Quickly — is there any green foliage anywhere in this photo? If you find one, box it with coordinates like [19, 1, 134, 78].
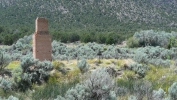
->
[15, 56, 53, 91]
[32, 80, 79, 100]
[133, 46, 174, 66]
[65, 83, 90, 100]
[0, 49, 11, 71]
[128, 63, 149, 77]
[9, 35, 32, 60]
[152, 88, 166, 100]
[0, 26, 32, 45]
[115, 87, 128, 96]
[132, 30, 177, 48]
[128, 95, 137, 100]
[6, 61, 20, 70]
[6, 95, 19, 100]
[167, 36, 177, 49]
[54, 95, 66, 100]
[20, 56, 36, 73]
[54, 67, 115, 100]
[102, 45, 134, 59]
[52, 61, 66, 74]
[1, 0, 177, 45]
[168, 82, 177, 100]
[0, 78, 12, 93]
[133, 80, 152, 100]
[0, 95, 19, 100]
[84, 67, 115, 99]
[127, 37, 139, 48]
[77, 59, 89, 73]
[52, 41, 106, 60]
[116, 78, 135, 93]
[107, 91, 117, 100]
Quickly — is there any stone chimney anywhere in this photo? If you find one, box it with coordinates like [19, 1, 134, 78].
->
[33, 17, 52, 61]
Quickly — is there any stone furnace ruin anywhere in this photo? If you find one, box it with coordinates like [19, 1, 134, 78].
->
[33, 17, 52, 61]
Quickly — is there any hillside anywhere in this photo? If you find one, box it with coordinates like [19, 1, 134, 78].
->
[0, 0, 177, 44]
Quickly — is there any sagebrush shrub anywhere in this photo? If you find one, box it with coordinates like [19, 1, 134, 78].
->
[152, 88, 165, 100]
[9, 35, 32, 60]
[55, 68, 115, 100]
[168, 82, 177, 100]
[15, 56, 53, 91]
[133, 46, 174, 66]
[77, 59, 89, 73]
[128, 95, 137, 100]
[0, 95, 19, 100]
[133, 80, 152, 100]
[128, 63, 149, 77]
[132, 30, 177, 48]
[0, 78, 12, 93]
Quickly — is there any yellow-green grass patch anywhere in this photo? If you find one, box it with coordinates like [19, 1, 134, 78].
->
[145, 64, 176, 92]
[6, 61, 20, 69]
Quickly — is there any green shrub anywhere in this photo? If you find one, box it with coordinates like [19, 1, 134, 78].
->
[32, 80, 79, 100]
[116, 78, 135, 93]
[128, 95, 137, 100]
[133, 30, 177, 48]
[52, 61, 66, 74]
[152, 88, 166, 100]
[128, 63, 149, 77]
[77, 59, 89, 73]
[167, 36, 177, 49]
[0, 78, 12, 93]
[0, 95, 19, 100]
[133, 46, 174, 66]
[133, 80, 152, 100]
[0, 49, 11, 71]
[127, 37, 139, 48]
[168, 82, 177, 100]
[56, 67, 115, 100]
[15, 56, 53, 91]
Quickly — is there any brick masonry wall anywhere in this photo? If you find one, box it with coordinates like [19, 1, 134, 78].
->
[35, 17, 48, 32]
[33, 17, 52, 61]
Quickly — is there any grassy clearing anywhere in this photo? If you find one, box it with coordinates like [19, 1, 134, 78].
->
[2, 58, 177, 99]
[145, 64, 177, 92]
[32, 79, 79, 100]
[6, 61, 20, 69]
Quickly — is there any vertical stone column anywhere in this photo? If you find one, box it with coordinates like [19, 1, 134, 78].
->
[33, 17, 52, 61]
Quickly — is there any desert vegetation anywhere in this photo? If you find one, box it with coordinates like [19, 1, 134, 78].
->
[1, 0, 177, 45]
[0, 30, 177, 100]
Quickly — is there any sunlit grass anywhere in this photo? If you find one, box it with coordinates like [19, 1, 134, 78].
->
[6, 61, 20, 69]
[3, 58, 177, 99]
[144, 64, 177, 92]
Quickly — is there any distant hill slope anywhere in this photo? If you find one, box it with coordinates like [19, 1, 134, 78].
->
[0, 0, 177, 36]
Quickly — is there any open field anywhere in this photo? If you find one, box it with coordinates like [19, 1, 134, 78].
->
[1, 30, 177, 99]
